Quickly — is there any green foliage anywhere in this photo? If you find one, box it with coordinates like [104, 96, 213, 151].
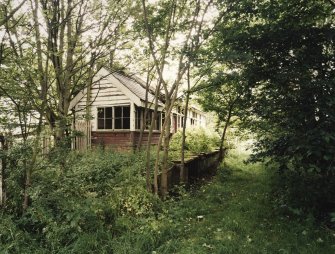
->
[212, 0, 335, 216]
[2, 141, 36, 215]
[98, 149, 335, 253]
[169, 127, 220, 158]
[0, 149, 162, 253]
[1, 147, 334, 253]
[197, 72, 245, 123]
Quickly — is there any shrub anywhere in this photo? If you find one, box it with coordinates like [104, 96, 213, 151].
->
[0, 148, 163, 253]
[169, 127, 220, 157]
[271, 167, 335, 222]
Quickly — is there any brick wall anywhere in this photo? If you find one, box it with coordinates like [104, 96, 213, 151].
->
[91, 131, 161, 149]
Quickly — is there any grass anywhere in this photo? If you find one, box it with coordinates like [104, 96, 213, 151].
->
[121, 149, 335, 254]
[2, 148, 334, 253]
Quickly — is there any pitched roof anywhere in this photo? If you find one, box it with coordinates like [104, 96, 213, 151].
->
[112, 72, 163, 105]
[69, 68, 164, 110]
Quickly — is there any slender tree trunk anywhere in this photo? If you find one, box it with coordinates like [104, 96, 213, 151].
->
[84, 54, 95, 150]
[22, 0, 48, 211]
[161, 108, 171, 196]
[218, 104, 233, 162]
[137, 64, 154, 152]
[0, 137, 7, 208]
[145, 82, 162, 192]
[22, 117, 43, 211]
[153, 111, 171, 195]
[137, 105, 148, 152]
[180, 67, 191, 182]
[153, 89, 178, 197]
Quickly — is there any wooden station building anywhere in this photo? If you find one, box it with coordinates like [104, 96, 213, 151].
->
[69, 68, 206, 150]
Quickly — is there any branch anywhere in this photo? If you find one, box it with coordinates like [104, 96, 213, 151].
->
[0, 0, 26, 27]
[326, 0, 335, 8]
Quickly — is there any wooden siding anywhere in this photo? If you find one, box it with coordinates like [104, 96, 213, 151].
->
[75, 76, 131, 131]
[73, 120, 92, 151]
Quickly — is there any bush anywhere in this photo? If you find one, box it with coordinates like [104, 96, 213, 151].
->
[169, 127, 220, 157]
[271, 167, 335, 223]
[0, 148, 163, 253]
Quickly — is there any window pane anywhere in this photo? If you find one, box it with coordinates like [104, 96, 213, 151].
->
[105, 107, 113, 118]
[146, 110, 153, 129]
[98, 108, 104, 118]
[98, 119, 104, 129]
[115, 118, 122, 129]
[162, 112, 165, 125]
[115, 107, 122, 118]
[123, 117, 130, 129]
[105, 118, 113, 129]
[123, 106, 130, 117]
[136, 117, 141, 129]
[155, 113, 160, 130]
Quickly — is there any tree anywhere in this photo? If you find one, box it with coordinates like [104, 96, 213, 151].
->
[214, 0, 335, 214]
[141, 0, 217, 197]
[2, 0, 133, 143]
[0, 0, 26, 27]
[197, 73, 244, 161]
[0, 0, 134, 211]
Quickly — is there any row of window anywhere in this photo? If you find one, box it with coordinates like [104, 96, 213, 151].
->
[97, 106, 163, 130]
[97, 106, 204, 130]
[135, 108, 162, 131]
[97, 106, 130, 130]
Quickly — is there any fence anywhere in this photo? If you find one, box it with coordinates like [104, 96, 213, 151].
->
[73, 120, 91, 151]
[159, 150, 220, 193]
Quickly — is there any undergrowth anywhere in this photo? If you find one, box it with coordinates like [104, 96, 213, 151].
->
[1, 148, 334, 253]
[110, 150, 335, 254]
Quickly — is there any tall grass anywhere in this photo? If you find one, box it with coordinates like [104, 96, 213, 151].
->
[1, 148, 334, 253]
[118, 149, 335, 254]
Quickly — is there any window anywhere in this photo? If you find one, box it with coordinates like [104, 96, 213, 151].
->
[98, 107, 113, 129]
[135, 106, 142, 129]
[115, 106, 130, 129]
[134, 107, 161, 131]
[177, 116, 182, 129]
[147, 110, 161, 131]
[97, 106, 130, 130]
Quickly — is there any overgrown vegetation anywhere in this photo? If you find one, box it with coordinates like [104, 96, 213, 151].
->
[1, 147, 334, 253]
[118, 149, 335, 253]
[1, 0, 335, 252]
[169, 127, 220, 159]
[0, 147, 162, 253]
[198, 0, 335, 219]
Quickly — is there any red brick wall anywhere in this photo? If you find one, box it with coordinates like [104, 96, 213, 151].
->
[92, 131, 133, 149]
[91, 131, 161, 149]
[133, 131, 161, 146]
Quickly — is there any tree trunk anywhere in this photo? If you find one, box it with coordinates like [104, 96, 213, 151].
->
[22, 118, 43, 211]
[180, 67, 191, 183]
[137, 66, 153, 152]
[0, 136, 7, 208]
[152, 111, 171, 196]
[218, 104, 233, 162]
[146, 102, 161, 192]
[161, 111, 171, 197]
[137, 107, 148, 152]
